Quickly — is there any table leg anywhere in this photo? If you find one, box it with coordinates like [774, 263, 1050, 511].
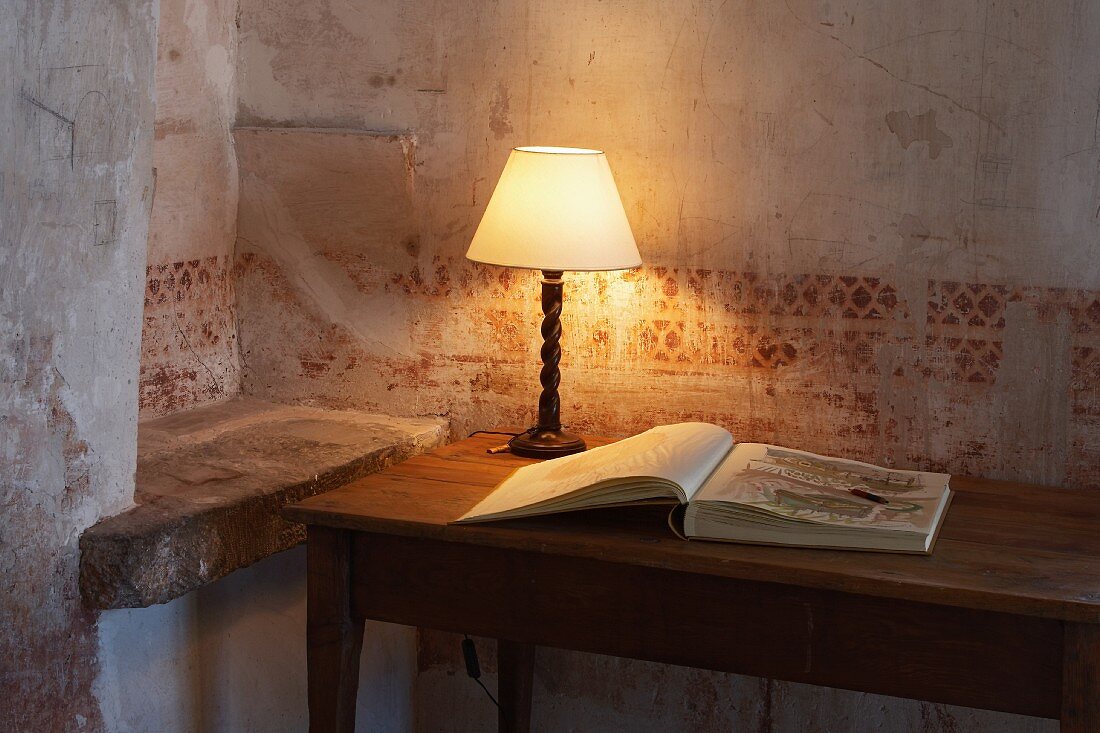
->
[497, 639, 535, 733]
[1062, 622, 1100, 732]
[307, 527, 365, 733]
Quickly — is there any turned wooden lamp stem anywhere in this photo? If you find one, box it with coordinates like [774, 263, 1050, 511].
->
[537, 271, 565, 431]
[508, 270, 587, 458]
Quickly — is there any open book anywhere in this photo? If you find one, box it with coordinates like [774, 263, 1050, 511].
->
[457, 423, 952, 554]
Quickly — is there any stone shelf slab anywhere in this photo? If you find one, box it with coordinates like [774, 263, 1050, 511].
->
[80, 398, 447, 609]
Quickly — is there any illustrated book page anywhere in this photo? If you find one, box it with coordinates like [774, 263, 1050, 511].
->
[685, 443, 952, 552]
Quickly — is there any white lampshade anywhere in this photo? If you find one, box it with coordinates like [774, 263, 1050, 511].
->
[466, 146, 641, 272]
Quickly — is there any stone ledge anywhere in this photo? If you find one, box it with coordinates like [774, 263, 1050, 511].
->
[80, 398, 447, 609]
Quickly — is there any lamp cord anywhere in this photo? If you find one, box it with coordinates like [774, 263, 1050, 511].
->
[467, 429, 524, 438]
[469, 427, 544, 439]
[474, 678, 499, 708]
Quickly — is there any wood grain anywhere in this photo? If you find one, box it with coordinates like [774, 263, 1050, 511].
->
[497, 640, 535, 733]
[285, 433, 1100, 623]
[1062, 622, 1100, 732]
[351, 531, 1062, 719]
[306, 527, 365, 733]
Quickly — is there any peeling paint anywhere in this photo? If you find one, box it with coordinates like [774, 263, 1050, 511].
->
[139, 256, 240, 417]
[1, 0, 157, 728]
[139, 0, 242, 420]
[886, 109, 954, 160]
[488, 81, 514, 139]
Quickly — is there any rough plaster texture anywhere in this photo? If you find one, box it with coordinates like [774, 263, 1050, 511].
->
[139, 0, 242, 417]
[195, 546, 416, 733]
[94, 593, 203, 733]
[95, 547, 415, 733]
[139, 253, 241, 417]
[233, 0, 1100, 730]
[0, 0, 157, 729]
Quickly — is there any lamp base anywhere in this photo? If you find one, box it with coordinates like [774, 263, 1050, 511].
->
[508, 428, 587, 459]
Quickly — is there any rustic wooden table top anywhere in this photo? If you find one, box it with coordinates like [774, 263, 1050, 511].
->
[285, 433, 1100, 623]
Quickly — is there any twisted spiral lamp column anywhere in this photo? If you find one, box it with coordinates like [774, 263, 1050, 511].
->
[508, 271, 587, 458]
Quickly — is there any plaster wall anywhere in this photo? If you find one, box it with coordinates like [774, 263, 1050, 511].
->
[195, 547, 415, 733]
[84, 3, 411, 732]
[232, 0, 1100, 731]
[95, 547, 415, 733]
[232, 0, 1100, 487]
[0, 0, 157, 729]
[139, 0, 242, 418]
[94, 593, 203, 733]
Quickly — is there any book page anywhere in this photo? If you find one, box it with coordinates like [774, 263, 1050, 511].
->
[458, 422, 733, 521]
[693, 443, 949, 534]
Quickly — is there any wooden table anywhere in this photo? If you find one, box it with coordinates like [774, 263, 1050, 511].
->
[283, 434, 1100, 732]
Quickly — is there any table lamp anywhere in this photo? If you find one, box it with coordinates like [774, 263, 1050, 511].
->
[467, 146, 641, 458]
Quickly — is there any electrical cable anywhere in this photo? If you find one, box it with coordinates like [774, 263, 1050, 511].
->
[474, 678, 499, 708]
[467, 429, 524, 438]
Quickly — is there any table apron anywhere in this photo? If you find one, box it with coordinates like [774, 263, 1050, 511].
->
[349, 532, 1063, 719]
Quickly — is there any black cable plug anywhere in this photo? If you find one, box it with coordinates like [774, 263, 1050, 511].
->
[462, 636, 481, 679]
[461, 635, 499, 708]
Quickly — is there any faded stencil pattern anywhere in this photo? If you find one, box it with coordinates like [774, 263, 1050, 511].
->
[139, 255, 240, 416]
[138, 0, 241, 417]
[229, 0, 1097, 730]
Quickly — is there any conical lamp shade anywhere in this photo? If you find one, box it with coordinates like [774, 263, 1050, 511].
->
[466, 146, 641, 272]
